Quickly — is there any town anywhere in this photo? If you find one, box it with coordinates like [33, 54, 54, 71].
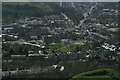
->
[2, 2, 120, 79]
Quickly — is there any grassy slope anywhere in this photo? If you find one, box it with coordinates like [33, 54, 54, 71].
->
[2, 2, 56, 13]
[70, 68, 120, 80]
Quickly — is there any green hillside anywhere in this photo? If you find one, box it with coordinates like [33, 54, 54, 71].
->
[2, 2, 83, 24]
[2, 2, 61, 21]
[70, 69, 120, 80]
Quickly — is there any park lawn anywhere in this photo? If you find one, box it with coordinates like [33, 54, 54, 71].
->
[70, 40, 86, 45]
[48, 43, 64, 50]
[55, 45, 77, 52]
[48, 40, 86, 53]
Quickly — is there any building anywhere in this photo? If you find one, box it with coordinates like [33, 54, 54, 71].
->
[28, 54, 46, 62]
[11, 55, 26, 62]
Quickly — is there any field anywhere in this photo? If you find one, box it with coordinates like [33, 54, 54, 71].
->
[46, 40, 86, 53]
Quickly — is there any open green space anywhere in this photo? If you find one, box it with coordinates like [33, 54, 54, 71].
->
[70, 68, 120, 80]
[46, 40, 86, 53]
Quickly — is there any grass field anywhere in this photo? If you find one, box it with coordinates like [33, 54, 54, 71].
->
[46, 40, 86, 53]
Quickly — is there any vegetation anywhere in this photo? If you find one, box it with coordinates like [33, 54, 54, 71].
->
[46, 40, 86, 53]
[70, 68, 120, 80]
[2, 2, 60, 21]
[2, 2, 83, 24]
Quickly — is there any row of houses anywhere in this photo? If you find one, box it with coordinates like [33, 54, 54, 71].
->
[2, 34, 19, 41]
[10, 53, 48, 62]
[4, 48, 120, 64]
[18, 13, 71, 26]
[102, 43, 120, 52]
[9, 51, 93, 63]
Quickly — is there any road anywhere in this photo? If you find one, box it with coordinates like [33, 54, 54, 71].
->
[3, 40, 42, 48]
[78, 3, 98, 27]
[90, 32, 108, 40]
[76, 3, 109, 40]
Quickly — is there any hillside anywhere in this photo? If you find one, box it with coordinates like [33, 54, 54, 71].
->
[2, 2, 61, 22]
[70, 69, 120, 80]
[2, 2, 83, 24]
